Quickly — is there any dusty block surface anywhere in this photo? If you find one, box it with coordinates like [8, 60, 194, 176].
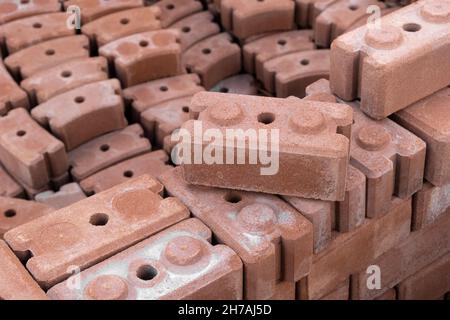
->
[63, 0, 144, 23]
[0, 0, 60, 25]
[35, 183, 87, 210]
[154, 0, 203, 27]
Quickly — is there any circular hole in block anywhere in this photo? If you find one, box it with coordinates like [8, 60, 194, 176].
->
[61, 70, 72, 78]
[123, 170, 134, 178]
[100, 144, 110, 152]
[136, 265, 158, 281]
[159, 86, 168, 92]
[89, 213, 109, 226]
[349, 5, 358, 10]
[182, 26, 191, 33]
[224, 191, 242, 203]
[278, 39, 287, 46]
[139, 40, 149, 47]
[219, 87, 229, 93]
[257, 112, 275, 125]
[33, 22, 42, 28]
[403, 23, 421, 32]
[21, 0, 30, 4]
[16, 130, 26, 137]
[74, 96, 85, 104]
[120, 18, 130, 25]
[4, 209, 16, 218]
[202, 48, 211, 55]
[166, 4, 175, 10]
[45, 49, 55, 56]
[182, 106, 189, 113]
[300, 59, 310, 66]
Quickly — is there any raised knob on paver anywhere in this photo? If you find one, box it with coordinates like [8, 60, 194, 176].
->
[63, 0, 144, 23]
[0, 108, 68, 189]
[82, 7, 162, 47]
[0, 164, 23, 198]
[69, 124, 151, 181]
[21, 57, 109, 106]
[4, 35, 90, 80]
[4, 175, 189, 289]
[0, 0, 60, 25]
[0, 197, 53, 238]
[154, 0, 203, 27]
[392, 87, 450, 186]
[220, 0, 295, 39]
[183, 33, 241, 89]
[99, 29, 182, 88]
[0, 12, 75, 54]
[46, 218, 243, 300]
[330, 0, 450, 119]
[0, 240, 48, 300]
[160, 167, 313, 300]
[171, 11, 221, 50]
[242, 30, 314, 77]
[31, 79, 127, 151]
[210, 74, 258, 97]
[80, 150, 172, 195]
[123, 74, 204, 121]
[261, 49, 330, 98]
[0, 60, 29, 116]
[179, 92, 352, 201]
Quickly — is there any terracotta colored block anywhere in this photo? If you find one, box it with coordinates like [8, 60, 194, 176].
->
[183, 33, 241, 90]
[330, 0, 450, 119]
[82, 7, 162, 47]
[171, 11, 221, 50]
[392, 87, 450, 186]
[242, 30, 314, 78]
[99, 29, 182, 88]
[270, 282, 296, 300]
[220, 0, 295, 39]
[4, 35, 90, 80]
[0, 60, 29, 116]
[160, 167, 313, 300]
[314, 0, 387, 47]
[351, 211, 450, 300]
[0, 108, 68, 189]
[261, 49, 330, 98]
[21, 57, 109, 106]
[295, 0, 320, 27]
[347, 7, 400, 32]
[412, 182, 450, 231]
[123, 74, 204, 122]
[141, 96, 192, 147]
[210, 74, 258, 97]
[35, 183, 87, 210]
[0, 13, 75, 54]
[31, 79, 127, 151]
[284, 165, 366, 253]
[374, 288, 396, 300]
[69, 124, 151, 181]
[80, 150, 172, 195]
[63, 0, 144, 23]
[0, 164, 24, 198]
[4, 174, 189, 289]
[180, 92, 352, 201]
[0, 0, 60, 25]
[397, 253, 450, 300]
[154, 0, 203, 27]
[22, 172, 71, 200]
[319, 279, 349, 300]
[0, 197, 53, 238]
[0, 240, 47, 300]
[47, 218, 243, 300]
[298, 197, 412, 300]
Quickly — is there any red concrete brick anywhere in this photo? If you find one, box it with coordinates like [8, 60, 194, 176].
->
[295, 0, 321, 28]
[220, 0, 295, 39]
[330, 0, 450, 119]
[0, 108, 69, 189]
[160, 166, 313, 300]
[4, 174, 189, 289]
[261, 49, 330, 98]
[0, 59, 29, 116]
[270, 282, 296, 300]
[63, 0, 144, 23]
[99, 29, 182, 88]
[0, 13, 75, 54]
[183, 32, 241, 89]
[0, 197, 53, 238]
[80, 150, 172, 195]
[123, 74, 204, 122]
[4, 35, 90, 80]
[392, 87, 450, 186]
[141, 96, 192, 147]
[319, 279, 349, 300]
[35, 183, 87, 210]
[21, 57, 109, 106]
[397, 253, 450, 300]
[0, 0, 60, 25]
[298, 197, 412, 300]
[210, 74, 258, 96]
[22, 172, 71, 200]
[47, 218, 243, 300]
[0, 164, 24, 198]
[82, 7, 162, 47]
[314, 0, 387, 47]
[31, 79, 127, 151]
[171, 11, 220, 50]
[243, 30, 314, 78]
[180, 92, 352, 201]
[284, 165, 366, 253]
[351, 211, 450, 300]
[374, 288, 396, 300]
[69, 124, 151, 181]
[0, 240, 47, 300]
[154, 0, 203, 27]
